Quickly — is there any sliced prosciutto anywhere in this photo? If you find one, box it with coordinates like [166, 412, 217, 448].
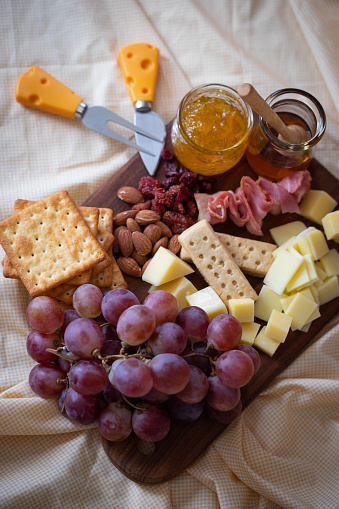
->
[257, 177, 300, 215]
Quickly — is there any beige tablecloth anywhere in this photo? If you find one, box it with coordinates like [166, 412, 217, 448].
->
[1, 1, 339, 508]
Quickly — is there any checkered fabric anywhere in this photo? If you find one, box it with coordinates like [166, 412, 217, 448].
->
[1, 1, 338, 508]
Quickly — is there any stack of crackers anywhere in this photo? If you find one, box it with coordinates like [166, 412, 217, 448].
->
[0, 190, 127, 309]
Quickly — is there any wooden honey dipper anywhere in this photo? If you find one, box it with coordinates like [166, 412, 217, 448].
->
[237, 83, 308, 144]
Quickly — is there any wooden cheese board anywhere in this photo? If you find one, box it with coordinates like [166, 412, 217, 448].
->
[83, 121, 339, 484]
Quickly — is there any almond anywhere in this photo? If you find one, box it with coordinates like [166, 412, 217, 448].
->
[119, 229, 134, 257]
[112, 226, 127, 252]
[114, 210, 137, 226]
[142, 258, 152, 275]
[132, 231, 153, 256]
[168, 234, 181, 255]
[143, 224, 162, 244]
[117, 256, 142, 277]
[155, 221, 173, 238]
[130, 249, 148, 266]
[117, 186, 144, 204]
[126, 218, 141, 233]
[152, 237, 168, 256]
[135, 210, 161, 226]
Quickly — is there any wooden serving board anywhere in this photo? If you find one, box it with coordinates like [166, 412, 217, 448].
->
[83, 121, 339, 484]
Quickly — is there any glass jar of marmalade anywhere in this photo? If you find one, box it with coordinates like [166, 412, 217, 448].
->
[245, 88, 326, 180]
[171, 84, 253, 176]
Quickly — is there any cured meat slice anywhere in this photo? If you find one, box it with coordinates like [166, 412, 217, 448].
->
[257, 177, 300, 215]
[278, 170, 311, 202]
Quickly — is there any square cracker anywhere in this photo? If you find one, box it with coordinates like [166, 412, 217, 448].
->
[178, 219, 258, 306]
[0, 191, 106, 297]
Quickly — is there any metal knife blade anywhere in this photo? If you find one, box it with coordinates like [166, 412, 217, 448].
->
[135, 110, 166, 175]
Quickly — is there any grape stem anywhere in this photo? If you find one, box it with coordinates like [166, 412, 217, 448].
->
[121, 395, 148, 412]
[46, 348, 80, 362]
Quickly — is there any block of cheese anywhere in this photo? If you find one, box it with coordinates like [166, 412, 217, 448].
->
[263, 249, 303, 295]
[280, 294, 295, 313]
[142, 247, 194, 286]
[284, 292, 318, 330]
[272, 236, 299, 259]
[148, 276, 197, 311]
[228, 298, 254, 323]
[322, 210, 339, 241]
[319, 249, 339, 277]
[186, 286, 228, 320]
[316, 276, 339, 305]
[291, 306, 321, 332]
[240, 322, 261, 346]
[255, 285, 285, 321]
[299, 190, 337, 224]
[303, 254, 319, 285]
[253, 326, 280, 357]
[303, 228, 329, 260]
[315, 261, 328, 281]
[269, 221, 307, 246]
[285, 259, 310, 293]
[178, 220, 258, 306]
[266, 309, 292, 343]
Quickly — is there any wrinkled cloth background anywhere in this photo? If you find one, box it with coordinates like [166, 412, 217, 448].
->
[1, 1, 338, 508]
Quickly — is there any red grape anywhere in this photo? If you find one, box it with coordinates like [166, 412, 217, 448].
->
[216, 350, 254, 388]
[143, 290, 178, 326]
[142, 387, 170, 403]
[206, 400, 242, 424]
[175, 306, 209, 342]
[206, 376, 241, 411]
[64, 387, 101, 425]
[101, 289, 139, 326]
[29, 363, 65, 397]
[132, 404, 170, 442]
[147, 322, 187, 355]
[68, 359, 109, 395]
[167, 396, 205, 422]
[57, 347, 76, 374]
[182, 341, 217, 376]
[98, 402, 132, 441]
[113, 358, 153, 398]
[149, 353, 190, 394]
[72, 284, 103, 318]
[116, 305, 156, 346]
[207, 314, 242, 351]
[26, 296, 64, 333]
[64, 318, 104, 358]
[102, 383, 122, 404]
[26, 330, 60, 364]
[60, 309, 80, 336]
[235, 344, 261, 374]
[176, 365, 209, 404]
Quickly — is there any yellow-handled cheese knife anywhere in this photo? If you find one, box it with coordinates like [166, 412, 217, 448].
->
[118, 43, 166, 175]
[15, 66, 163, 155]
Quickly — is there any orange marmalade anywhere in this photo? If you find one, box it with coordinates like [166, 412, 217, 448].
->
[171, 84, 253, 176]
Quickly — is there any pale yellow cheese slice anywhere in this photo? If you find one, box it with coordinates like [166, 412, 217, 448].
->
[186, 286, 228, 320]
[142, 247, 194, 286]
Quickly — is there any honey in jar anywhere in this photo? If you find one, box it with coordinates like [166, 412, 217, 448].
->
[171, 84, 253, 176]
[245, 88, 326, 181]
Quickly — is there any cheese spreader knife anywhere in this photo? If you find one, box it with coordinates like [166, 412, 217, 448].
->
[15, 66, 163, 155]
[118, 43, 166, 175]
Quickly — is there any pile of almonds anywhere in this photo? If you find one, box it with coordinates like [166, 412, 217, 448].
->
[113, 195, 181, 278]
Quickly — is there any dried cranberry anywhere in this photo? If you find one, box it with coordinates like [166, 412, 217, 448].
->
[164, 161, 179, 176]
[199, 181, 214, 194]
[151, 200, 166, 217]
[179, 171, 198, 188]
[163, 175, 180, 189]
[185, 200, 198, 219]
[173, 201, 186, 214]
[176, 185, 191, 203]
[154, 188, 176, 208]
[132, 200, 152, 211]
[167, 185, 182, 200]
[138, 176, 163, 197]
[162, 211, 196, 234]
[161, 149, 174, 160]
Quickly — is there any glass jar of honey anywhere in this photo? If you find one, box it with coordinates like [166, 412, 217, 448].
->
[171, 84, 253, 176]
[245, 88, 326, 180]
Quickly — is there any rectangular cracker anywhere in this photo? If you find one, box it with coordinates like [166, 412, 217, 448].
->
[180, 233, 276, 278]
[101, 256, 128, 291]
[0, 191, 107, 297]
[178, 220, 258, 306]
[89, 246, 114, 287]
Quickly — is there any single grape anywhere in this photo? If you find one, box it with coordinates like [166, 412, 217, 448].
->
[116, 305, 156, 346]
[60, 309, 80, 337]
[175, 306, 209, 342]
[29, 363, 65, 398]
[108, 358, 125, 385]
[147, 322, 187, 355]
[68, 359, 109, 395]
[57, 388, 68, 418]
[26, 330, 60, 364]
[167, 396, 205, 422]
[26, 296, 64, 334]
[216, 350, 254, 388]
[72, 284, 103, 318]
[181, 341, 218, 376]
[64, 387, 101, 425]
[206, 314, 242, 351]
[142, 387, 170, 403]
[235, 344, 261, 374]
[100, 324, 121, 358]
[101, 289, 139, 326]
[102, 323, 119, 342]
[98, 402, 132, 441]
[206, 376, 241, 411]
[149, 353, 190, 394]
[102, 383, 122, 404]
[206, 400, 243, 424]
[176, 365, 209, 404]
[57, 347, 77, 374]
[113, 358, 153, 398]
[64, 318, 104, 358]
[143, 290, 178, 326]
[132, 404, 170, 442]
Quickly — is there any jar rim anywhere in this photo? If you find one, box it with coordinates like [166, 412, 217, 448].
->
[259, 88, 326, 151]
[177, 83, 253, 155]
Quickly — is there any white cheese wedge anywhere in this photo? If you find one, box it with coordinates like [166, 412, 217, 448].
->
[269, 221, 307, 246]
[142, 247, 194, 286]
[299, 190, 337, 225]
[186, 286, 228, 320]
[322, 210, 339, 241]
[148, 276, 198, 311]
[253, 326, 280, 357]
[266, 309, 292, 343]
[254, 285, 285, 321]
[240, 322, 261, 346]
[263, 249, 303, 295]
[228, 298, 254, 323]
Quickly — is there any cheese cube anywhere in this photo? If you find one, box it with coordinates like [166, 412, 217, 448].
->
[285, 293, 318, 330]
[266, 309, 292, 343]
[269, 221, 307, 246]
[316, 276, 339, 305]
[319, 249, 339, 277]
[228, 298, 254, 322]
[263, 249, 303, 295]
[254, 285, 285, 321]
[322, 210, 339, 241]
[253, 326, 280, 356]
[291, 306, 320, 332]
[186, 286, 228, 320]
[240, 322, 261, 346]
[285, 260, 310, 293]
[304, 229, 329, 260]
[142, 247, 194, 286]
[148, 276, 197, 311]
[299, 190, 337, 224]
